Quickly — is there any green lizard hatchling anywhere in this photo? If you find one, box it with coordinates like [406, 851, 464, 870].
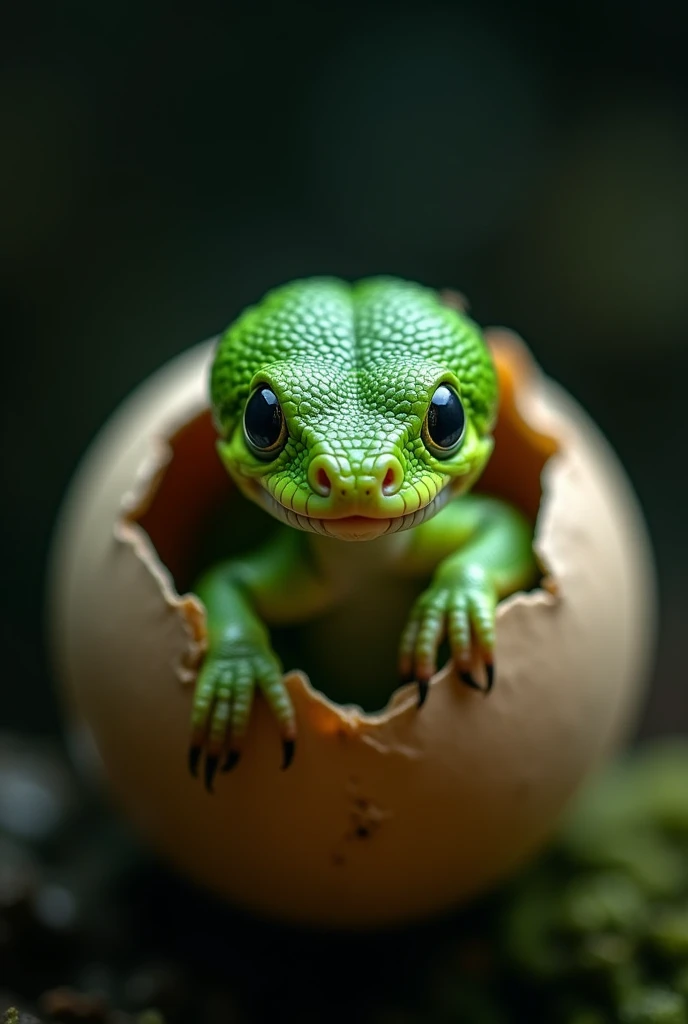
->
[189, 276, 537, 790]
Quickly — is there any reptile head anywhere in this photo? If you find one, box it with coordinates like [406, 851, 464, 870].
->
[210, 277, 499, 541]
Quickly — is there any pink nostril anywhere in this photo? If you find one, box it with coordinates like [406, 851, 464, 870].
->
[317, 467, 331, 494]
[382, 467, 396, 494]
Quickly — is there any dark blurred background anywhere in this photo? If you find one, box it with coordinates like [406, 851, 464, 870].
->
[2, 0, 687, 739]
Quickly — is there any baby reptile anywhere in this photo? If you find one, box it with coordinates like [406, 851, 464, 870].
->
[189, 277, 536, 790]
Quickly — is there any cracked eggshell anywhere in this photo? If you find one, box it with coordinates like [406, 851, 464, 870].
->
[47, 332, 656, 929]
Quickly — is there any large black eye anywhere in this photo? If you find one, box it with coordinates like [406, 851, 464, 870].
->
[422, 384, 466, 457]
[243, 386, 287, 457]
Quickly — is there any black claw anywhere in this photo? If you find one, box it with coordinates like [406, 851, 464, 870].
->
[222, 749, 241, 773]
[485, 662, 495, 694]
[204, 755, 219, 793]
[417, 678, 429, 708]
[282, 739, 295, 771]
[459, 669, 484, 692]
[188, 745, 202, 778]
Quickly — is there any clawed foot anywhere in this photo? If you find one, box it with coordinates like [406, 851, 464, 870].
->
[399, 565, 497, 707]
[188, 643, 295, 793]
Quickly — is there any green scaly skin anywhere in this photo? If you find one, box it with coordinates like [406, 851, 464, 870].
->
[189, 277, 536, 790]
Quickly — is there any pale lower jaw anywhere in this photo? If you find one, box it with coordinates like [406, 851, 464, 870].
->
[246, 481, 456, 541]
[317, 516, 394, 541]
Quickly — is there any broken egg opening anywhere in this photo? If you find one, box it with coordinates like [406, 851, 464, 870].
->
[47, 331, 656, 928]
[124, 330, 557, 714]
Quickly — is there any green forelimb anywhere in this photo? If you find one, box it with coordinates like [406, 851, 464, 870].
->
[189, 530, 330, 790]
[399, 495, 537, 703]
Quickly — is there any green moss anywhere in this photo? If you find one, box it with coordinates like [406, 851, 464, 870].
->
[137, 1012, 167, 1024]
[410, 739, 688, 1024]
[618, 988, 687, 1024]
[558, 872, 648, 935]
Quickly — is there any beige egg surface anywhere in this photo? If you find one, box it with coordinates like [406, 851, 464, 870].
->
[47, 322, 657, 930]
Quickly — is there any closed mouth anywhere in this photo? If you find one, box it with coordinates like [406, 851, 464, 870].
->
[243, 480, 456, 540]
[329, 514, 382, 524]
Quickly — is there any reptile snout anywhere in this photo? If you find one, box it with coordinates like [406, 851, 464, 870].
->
[307, 453, 403, 514]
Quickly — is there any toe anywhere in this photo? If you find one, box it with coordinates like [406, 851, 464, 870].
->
[188, 744, 202, 777]
[417, 677, 430, 708]
[204, 754, 219, 793]
[221, 749, 241, 772]
[459, 669, 484, 692]
[485, 660, 495, 693]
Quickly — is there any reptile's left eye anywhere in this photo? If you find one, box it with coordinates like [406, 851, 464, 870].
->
[243, 386, 288, 458]
[422, 384, 466, 458]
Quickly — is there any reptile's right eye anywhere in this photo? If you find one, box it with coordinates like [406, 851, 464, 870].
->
[243, 386, 287, 458]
